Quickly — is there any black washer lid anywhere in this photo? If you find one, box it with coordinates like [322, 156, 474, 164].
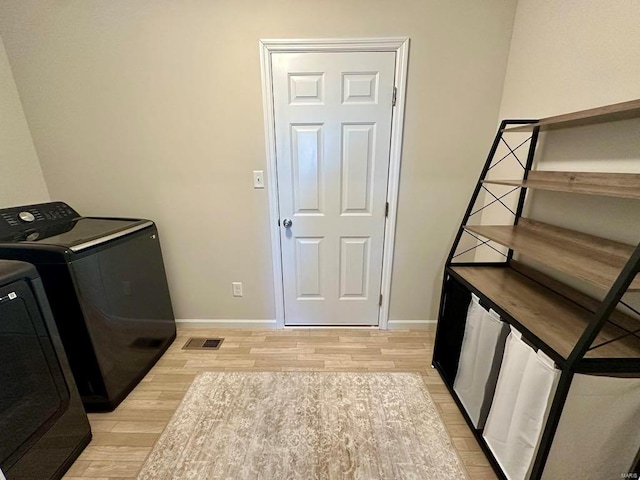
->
[20, 217, 147, 249]
[0, 202, 149, 249]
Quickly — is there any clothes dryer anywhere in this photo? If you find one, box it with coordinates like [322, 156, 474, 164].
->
[0, 260, 91, 479]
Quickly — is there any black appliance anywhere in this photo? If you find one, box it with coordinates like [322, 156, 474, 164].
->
[0, 202, 177, 412]
[0, 260, 91, 480]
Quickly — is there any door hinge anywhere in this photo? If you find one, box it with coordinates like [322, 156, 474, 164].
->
[385, 202, 389, 217]
[392, 86, 397, 107]
[379, 294, 383, 307]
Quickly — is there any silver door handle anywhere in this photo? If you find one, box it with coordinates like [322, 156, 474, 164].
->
[282, 218, 293, 228]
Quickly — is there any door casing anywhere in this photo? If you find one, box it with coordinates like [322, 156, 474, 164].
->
[260, 37, 409, 329]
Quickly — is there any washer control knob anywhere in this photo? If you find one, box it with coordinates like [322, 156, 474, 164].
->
[18, 211, 35, 223]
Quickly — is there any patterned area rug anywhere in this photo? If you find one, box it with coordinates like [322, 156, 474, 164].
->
[137, 372, 468, 479]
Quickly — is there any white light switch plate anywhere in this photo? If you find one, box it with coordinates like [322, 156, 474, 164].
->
[253, 170, 264, 189]
[232, 282, 243, 297]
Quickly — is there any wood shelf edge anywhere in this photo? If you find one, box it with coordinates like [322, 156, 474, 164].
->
[463, 220, 640, 292]
[482, 171, 640, 200]
[501, 98, 640, 132]
[449, 264, 640, 360]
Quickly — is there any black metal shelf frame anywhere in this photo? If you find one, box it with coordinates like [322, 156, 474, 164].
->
[433, 119, 640, 479]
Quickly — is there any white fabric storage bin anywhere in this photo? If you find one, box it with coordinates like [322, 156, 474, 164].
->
[454, 294, 508, 428]
[541, 374, 640, 480]
[483, 327, 561, 480]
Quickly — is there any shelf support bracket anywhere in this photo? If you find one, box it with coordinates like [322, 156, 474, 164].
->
[446, 119, 538, 266]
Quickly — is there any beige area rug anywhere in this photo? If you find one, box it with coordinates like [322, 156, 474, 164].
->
[137, 372, 468, 479]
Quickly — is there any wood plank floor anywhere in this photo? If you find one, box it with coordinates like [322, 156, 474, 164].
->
[63, 327, 497, 480]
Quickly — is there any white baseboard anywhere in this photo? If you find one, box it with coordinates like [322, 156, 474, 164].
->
[386, 320, 437, 330]
[176, 319, 278, 329]
[176, 319, 436, 330]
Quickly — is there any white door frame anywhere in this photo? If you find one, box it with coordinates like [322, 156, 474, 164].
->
[260, 37, 409, 329]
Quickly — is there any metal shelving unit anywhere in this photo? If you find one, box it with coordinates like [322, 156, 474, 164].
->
[432, 100, 640, 479]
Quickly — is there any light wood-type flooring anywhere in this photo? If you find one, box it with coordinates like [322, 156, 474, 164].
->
[63, 328, 497, 480]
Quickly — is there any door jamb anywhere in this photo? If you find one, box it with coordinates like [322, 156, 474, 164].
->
[259, 37, 410, 329]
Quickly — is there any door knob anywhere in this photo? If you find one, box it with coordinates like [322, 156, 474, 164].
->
[282, 218, 293, 228]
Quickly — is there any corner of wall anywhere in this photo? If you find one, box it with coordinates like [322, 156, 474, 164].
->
[0, 32, 50, 207]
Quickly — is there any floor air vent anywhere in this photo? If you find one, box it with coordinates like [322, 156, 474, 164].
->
[182, 338, 224, 350]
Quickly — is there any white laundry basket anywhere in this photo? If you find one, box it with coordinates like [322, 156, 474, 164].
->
[541, 374, 640, 479]
[454, 294, 509, 428]
[483, 326, 561, 480]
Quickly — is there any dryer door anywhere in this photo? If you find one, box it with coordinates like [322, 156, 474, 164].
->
[0, 280, 69, 472]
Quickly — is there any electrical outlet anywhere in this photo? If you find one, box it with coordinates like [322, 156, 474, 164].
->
[232, 282, 243, 297]
[253, 170, 264, 189]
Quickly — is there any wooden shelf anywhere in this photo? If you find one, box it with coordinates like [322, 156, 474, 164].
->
[502, 98, 640, 132]
[464, 219, 640, 291]
[450, 266, 640, 360]
[483, 171, 640, 200]
[511, 261, 640, 335]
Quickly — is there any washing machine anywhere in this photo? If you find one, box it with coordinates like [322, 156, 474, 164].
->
[0, 259, 91, 480]
[0, 201, 177, 412]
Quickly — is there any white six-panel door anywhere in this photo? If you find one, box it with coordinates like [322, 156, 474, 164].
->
[272, 51, 396, 326]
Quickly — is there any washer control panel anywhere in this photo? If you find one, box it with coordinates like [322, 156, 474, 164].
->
[0, 202, 80, 239]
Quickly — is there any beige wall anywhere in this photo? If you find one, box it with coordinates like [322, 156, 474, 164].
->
[0, 34, 49, 207]
[499, 0, 640, 119]
[0, 0, 517, 321]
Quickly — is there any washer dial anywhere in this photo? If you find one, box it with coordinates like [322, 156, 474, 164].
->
[18, 211, 35, 223]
